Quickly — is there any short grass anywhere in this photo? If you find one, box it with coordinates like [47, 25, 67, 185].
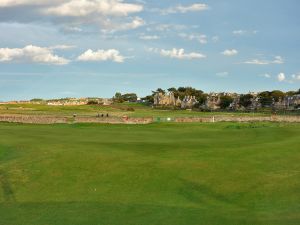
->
[0, 122, 300, 225]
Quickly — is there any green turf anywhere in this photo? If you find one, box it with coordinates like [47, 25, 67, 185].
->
[0, 103, 273, 118]
[0, 122, 299, 225]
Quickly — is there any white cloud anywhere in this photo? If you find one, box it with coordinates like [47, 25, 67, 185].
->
[0, 45, 70, 65]
[162, 3, 209, 14]
[244, 56, 284, 65]
[244, 59, 269, 65]
[160, 48, 206, 60]
[100, 16, 145, 32]
[291, 73, 300, 81]
[273, 56, 284, 64]
[277, 73, 285, 82]
[233, 30, 258, 35]
[146, 23, 188, 32]
[49, 45, 76, 50]
[216, 72, 229, 77]
[179, 33, 207, 44]
[233, 30, 245, 35]
[0, 0, 54, 7]
[139, 35, 160, 40]
[222, 49, 238, 56]
[117, 17, 145, 30]
[77, 49, 125, 63]
[44, 0, 143, 17]
[0, 0, 144, 32]
[262, 73, 271, 78]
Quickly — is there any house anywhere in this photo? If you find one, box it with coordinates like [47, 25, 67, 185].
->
[154, 92, 198, 108]
[285, 94, 300, 109]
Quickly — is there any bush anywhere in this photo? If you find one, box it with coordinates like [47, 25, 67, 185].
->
[219, 96, 233, 109]
[126, 107, 135, 111]
[87, 100, 98, 105]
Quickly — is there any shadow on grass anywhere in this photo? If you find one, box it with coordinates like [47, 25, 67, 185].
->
[0, 169, 16, 202]
[0, 201, 297, 225]
[178, 179, 235, 205]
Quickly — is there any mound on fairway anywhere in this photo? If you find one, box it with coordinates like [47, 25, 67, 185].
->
[0, 122, 299, 225]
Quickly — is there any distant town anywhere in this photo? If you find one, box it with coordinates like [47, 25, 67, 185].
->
[1, 87, 300, 111]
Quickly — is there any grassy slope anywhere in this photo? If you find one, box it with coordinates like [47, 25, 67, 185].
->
[0, 122, 299, 225]
[0, 103, 271, 118]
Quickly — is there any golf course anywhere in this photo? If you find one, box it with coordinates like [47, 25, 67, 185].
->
[0, 122, 299, 225]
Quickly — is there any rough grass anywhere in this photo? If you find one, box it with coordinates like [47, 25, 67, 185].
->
[0, 103, 270, 118]
[0, 122, 299, 225]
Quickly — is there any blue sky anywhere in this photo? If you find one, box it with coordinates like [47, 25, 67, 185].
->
[0, 0, 299, 100]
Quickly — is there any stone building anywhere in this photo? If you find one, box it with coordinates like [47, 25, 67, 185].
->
[273, 97, 286, 110]
[175, 97, 182, 107]
[153, 91, 300, 111]
[204, 93, 221, 110]
[181, 96, 198, 109]
[153, 92, 198, 108]
[284, 94, 300, 109]
[248, 97, 261, 110]
[229, 95, 240, 110]
[154, 92, 176, 106]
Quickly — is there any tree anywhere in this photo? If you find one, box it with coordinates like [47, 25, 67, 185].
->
[177, 87, 187, 93]
[154, 88, 165, 94]
[122, 93, 138, 102]
[239, 94, 253, 108]
[286, 91, 296, 96]
[113, 92, 138, 103]
[30, 98, 44, 102]
[167, 87, 177, 92]
[270, 90, 285, 102]
[196, 94, 207, 105]
[175, 87, 204, 101]
[258, 91, 273, 107]
[219, 96, 233, 109]
[87, 100, 98, 105]
[114, 92, 122, 99]
[142, 95, 154, 104]
[113, 92, 123, 103]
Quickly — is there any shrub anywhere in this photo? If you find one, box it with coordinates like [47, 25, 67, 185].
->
[126, 107, 135, 111]
[87, 100, 98, 105]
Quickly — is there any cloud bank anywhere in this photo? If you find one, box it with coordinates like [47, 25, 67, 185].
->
[0, 0, 144, 32]
[0, 45, 70, 65]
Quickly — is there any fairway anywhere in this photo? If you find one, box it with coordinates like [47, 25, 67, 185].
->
[0, 122, 300, 225]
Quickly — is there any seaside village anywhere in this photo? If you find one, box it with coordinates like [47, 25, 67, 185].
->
[1, 91, 300, 111]
[153, 91, 300, 110]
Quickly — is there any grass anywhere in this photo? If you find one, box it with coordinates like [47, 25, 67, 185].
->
[0, 122, 300, 225]
[0, 102, 276, 118]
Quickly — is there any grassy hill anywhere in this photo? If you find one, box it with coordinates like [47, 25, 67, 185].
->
[0, 122, 299, 225]
[0, 102, 278, 118]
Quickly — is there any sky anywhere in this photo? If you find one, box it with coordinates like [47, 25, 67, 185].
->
[0, 0, 299, 101]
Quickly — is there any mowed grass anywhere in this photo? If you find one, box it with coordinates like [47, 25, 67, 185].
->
[0, 122, 300, 225]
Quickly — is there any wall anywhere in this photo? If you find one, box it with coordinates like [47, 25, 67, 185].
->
[0, 114, 153, 124]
